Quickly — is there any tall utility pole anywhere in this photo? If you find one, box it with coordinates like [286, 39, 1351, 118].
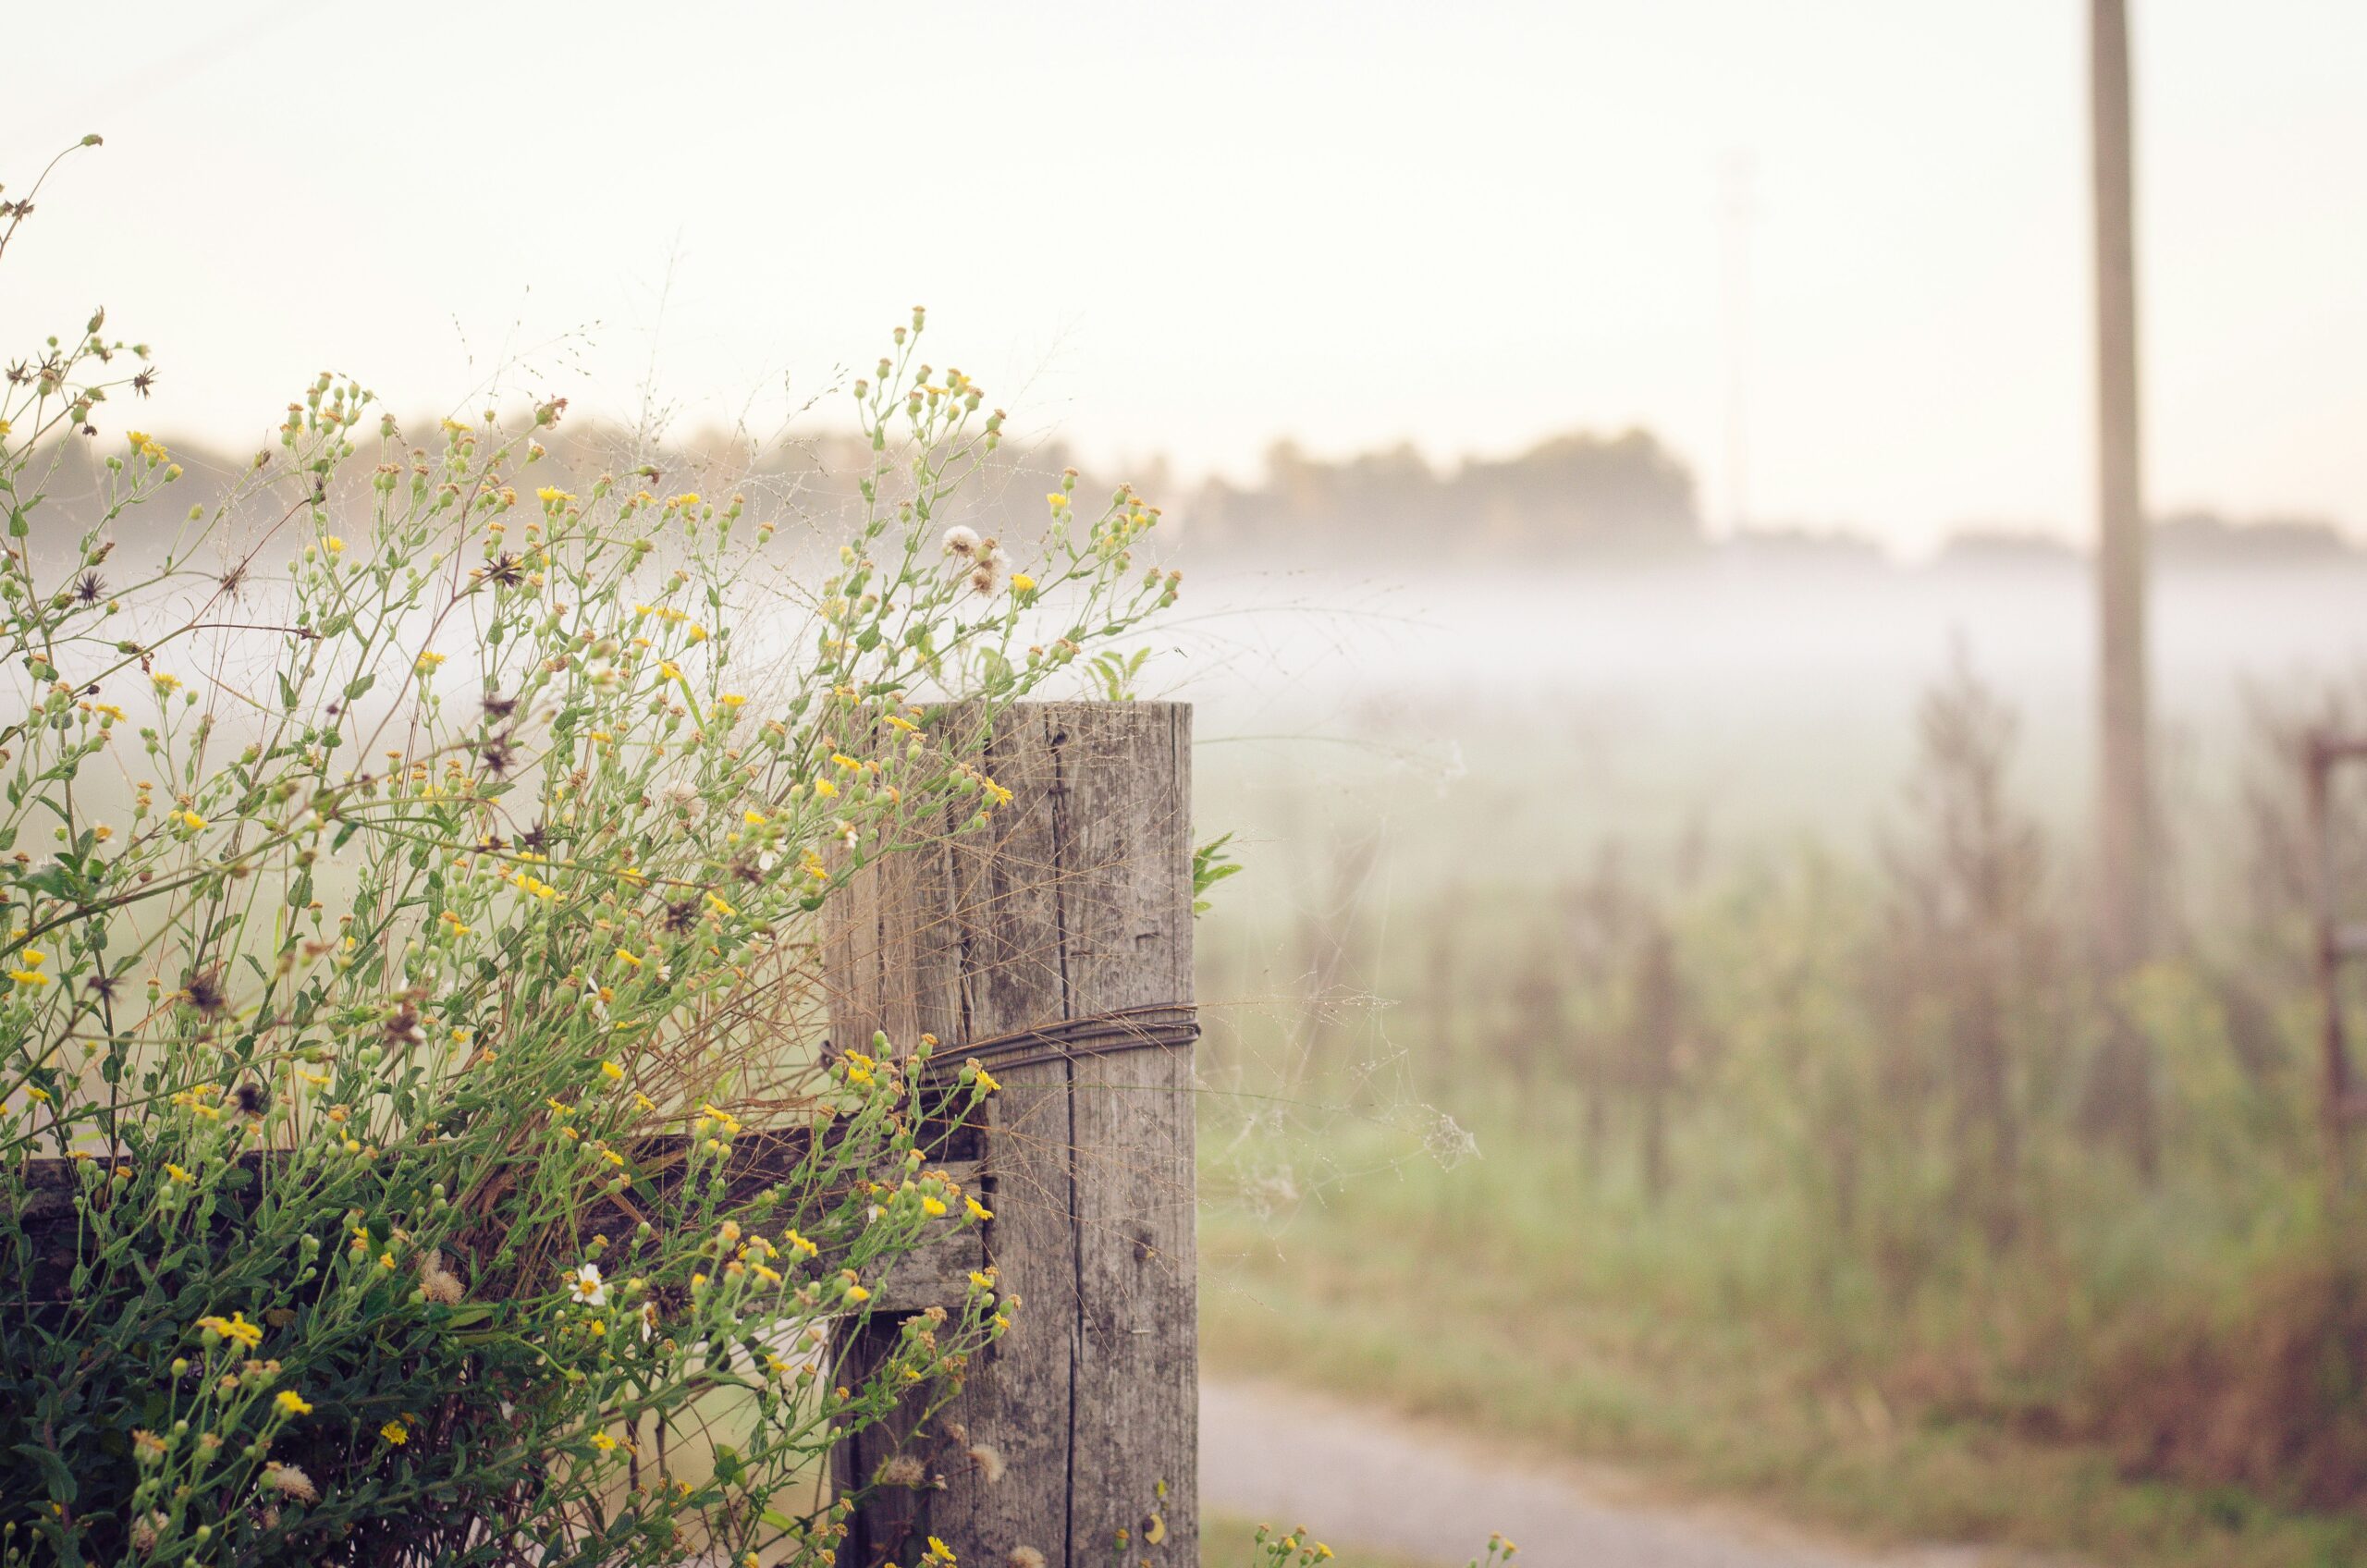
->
[2091, 0, 2150, 974]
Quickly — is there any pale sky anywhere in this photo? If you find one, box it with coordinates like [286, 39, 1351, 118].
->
[4, 1, 2362, 552]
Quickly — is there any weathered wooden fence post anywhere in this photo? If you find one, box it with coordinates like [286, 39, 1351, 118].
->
[826, 701, 1197, 1568]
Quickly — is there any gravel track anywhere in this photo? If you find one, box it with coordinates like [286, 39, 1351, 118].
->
[1200, 1378, 2067, 1568]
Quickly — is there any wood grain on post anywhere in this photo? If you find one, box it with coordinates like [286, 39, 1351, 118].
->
[827, 702, 1196, 1568]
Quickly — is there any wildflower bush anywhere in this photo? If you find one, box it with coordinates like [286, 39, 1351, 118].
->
[0, 142, 1179, 1566]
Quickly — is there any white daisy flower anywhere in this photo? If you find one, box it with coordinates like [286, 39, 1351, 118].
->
[568, 1262, 607, 1307]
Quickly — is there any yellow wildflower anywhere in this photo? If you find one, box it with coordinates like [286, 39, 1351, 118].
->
[196, 1311, 264, 1350]
[274, 1390, 313, 1418]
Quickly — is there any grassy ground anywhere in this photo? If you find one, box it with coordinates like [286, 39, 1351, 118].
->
[1184, 657, 2367, 1568]
[1198, 1133, 2367, 1568]
[1201, 1512, 1445, 1568]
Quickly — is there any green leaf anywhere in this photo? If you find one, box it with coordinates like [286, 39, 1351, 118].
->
[13, 1441, 76, 1502]
[1192, 833, 1243, 918]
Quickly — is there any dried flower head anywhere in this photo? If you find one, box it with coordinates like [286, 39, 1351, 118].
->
[970, 549, 1009, 597]
[874, 1453, 927, 1488]
[382, 998, 426, 1049]
[419, 1249, 466, 1305]
[181, 968, 229, 1019]
[263, 1462, 319, 1504]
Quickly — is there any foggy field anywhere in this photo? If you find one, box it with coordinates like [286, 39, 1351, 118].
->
[1183, 561, 2367, 1566]
[1182, 559, 2367, 868]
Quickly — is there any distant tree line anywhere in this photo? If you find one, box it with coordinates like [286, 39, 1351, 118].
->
[1935, 509, 2361, 572]
[26, 416, 2357, 577]
[1180, 429, 1704, 565]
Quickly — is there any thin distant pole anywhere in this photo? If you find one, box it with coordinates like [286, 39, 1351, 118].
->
[1720, 153, 1754, 536]
[2092, 0, 2151, 973]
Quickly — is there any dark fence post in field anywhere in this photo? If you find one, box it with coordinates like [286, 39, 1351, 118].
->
[827, 701, 1197, 1568]
[2306, 729, 2367, 1187]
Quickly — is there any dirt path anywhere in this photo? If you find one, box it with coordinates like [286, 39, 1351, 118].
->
[1199, 1378, 2055, 1568]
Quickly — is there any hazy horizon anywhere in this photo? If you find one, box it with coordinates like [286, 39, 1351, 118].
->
[6, 1, 2365, 555]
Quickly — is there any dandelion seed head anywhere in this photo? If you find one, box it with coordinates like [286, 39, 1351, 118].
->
[263, 1462, 319, 1503]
